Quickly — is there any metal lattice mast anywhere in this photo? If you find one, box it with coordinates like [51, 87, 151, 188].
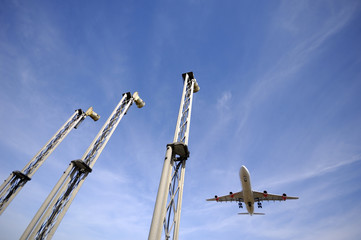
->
[20, 92, 144, 240]
[149, 72, 199, 240]
[0, 108, 99, 215]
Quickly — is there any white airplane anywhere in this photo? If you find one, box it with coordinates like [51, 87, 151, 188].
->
[206, 165, 298, 215]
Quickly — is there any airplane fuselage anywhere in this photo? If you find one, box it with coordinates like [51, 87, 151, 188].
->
[239, 165, 254, 215]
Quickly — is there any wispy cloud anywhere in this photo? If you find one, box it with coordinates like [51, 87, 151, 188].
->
[216, 91, 232, 111]
[265, 153, 361, 188]
[236, 1, 360, 134]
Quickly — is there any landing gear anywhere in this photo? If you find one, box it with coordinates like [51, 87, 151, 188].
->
[257, 202, 262, 208]
[238, 202, 243, 208]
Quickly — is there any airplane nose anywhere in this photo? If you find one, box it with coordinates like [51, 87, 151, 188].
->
[240, 165, 249, 176]
[240, 165, 245, 175]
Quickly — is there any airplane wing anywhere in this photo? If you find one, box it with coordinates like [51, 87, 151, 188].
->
[252, 191, 299, 201]
[206, 191, 244, 202]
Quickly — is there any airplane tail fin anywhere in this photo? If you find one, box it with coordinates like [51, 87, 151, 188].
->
[238, 212, 265, 215]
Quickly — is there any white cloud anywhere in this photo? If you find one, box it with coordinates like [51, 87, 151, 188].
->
[216, 91, 232, 111]
[235, 1, 360, 134]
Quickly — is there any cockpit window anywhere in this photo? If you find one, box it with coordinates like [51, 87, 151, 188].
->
[243, 176, 247, 182]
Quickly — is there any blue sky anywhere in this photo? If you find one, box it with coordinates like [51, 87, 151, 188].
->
[1, 0, 361, 239]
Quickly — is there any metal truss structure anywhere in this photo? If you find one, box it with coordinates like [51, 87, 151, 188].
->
[21, 92, 144, 240]
[149, 72, 199, 240]
[0, 108, 99, 215]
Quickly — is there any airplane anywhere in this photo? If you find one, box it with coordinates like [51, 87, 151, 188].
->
[206, 165, 298, 215]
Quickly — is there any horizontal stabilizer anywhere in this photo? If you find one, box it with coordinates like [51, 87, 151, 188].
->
[238, 212, 265, 215]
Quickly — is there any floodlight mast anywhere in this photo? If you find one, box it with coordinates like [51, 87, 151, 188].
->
[21, 92, 144, 240]
[149, 72, 199, 240]
[0, 108, 99, 215]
